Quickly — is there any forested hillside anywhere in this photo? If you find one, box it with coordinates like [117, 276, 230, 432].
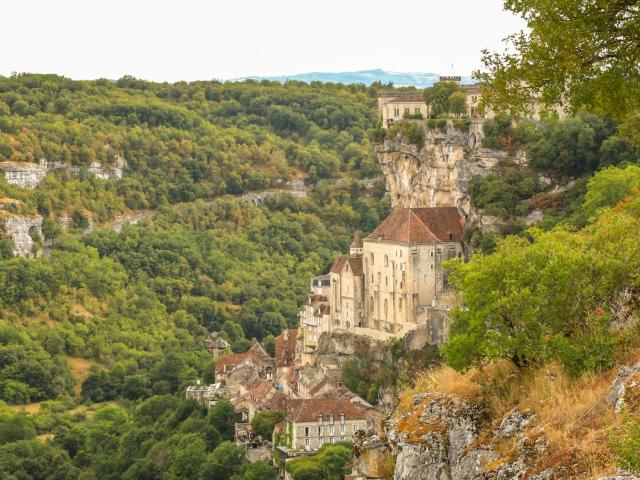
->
[0, 74, 380, 221]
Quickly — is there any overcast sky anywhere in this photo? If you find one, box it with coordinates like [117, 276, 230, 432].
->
[1, 0, 525, 82]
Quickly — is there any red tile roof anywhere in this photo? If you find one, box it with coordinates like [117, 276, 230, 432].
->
[330, 255, 363, 276]
[275, 329, 298, 368]
[215, 352, 249, 375]
[365, 208, 464, 245]
[286, 398, 369, 423]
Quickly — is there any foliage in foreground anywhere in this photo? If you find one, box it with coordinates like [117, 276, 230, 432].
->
[443, 189, 640, 375]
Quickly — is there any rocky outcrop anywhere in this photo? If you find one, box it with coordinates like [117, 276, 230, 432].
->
[1, 215, 43, 257]
[0, 160, 48, 189]
[376, 121, 524, 218]
[354, 391, 552, 480]
[0, 156, 127, 189]
[376, 121, 525, 219]
[315, 331, 391, 364]
[607, 361, 640, 414]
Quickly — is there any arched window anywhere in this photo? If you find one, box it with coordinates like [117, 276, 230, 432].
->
[377, 272, 381, 284]
[384, 255, 388, 267]
[370, 253, 374, 265]
[385, 276, 388, 286]
[399, 298, 403, 312]
[369, 297, 374, 313]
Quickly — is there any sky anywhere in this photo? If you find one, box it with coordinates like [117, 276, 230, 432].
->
[1, 0, 525, 83]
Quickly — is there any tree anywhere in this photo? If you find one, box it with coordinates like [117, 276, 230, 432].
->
[442, 209, 640, 375]
[423, 82, 462, 116]
[582, 165, 640, 218]
[251, 410, 286, 439]
[208, 399, 236, 440]
[243, 461, 277, 480]
[476, 0, 640, 120]
[448, 91, 467, 117]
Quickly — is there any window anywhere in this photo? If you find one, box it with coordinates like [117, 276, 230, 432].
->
[319, 437, 324, 447]
[377, 272, 381, 284]
[384, 299, 388, 319]
[305, 427, 310, 437]
[329, 425, 335, 435]
[330, 436, 335, 444]
[384, 255, 388, 267]
[414, 107, 420, 114]
[430, 251, 434, 257]
[340, 413, 345, 424]
[305, 438, 310, 448]
[404, 107, 410, 116]
[385, 276, 388, 286]
[329, 414, 334, 424]
[370, 253, 374, 265]
[393, 107, 400, 117]
[340, 424, 346, 435]
[340, 436, 346, 442]
[318, 426, 324, 436]
[318, 414, 323, 425]
[369, 297, 374, 313]
[399, 298, 403, 312]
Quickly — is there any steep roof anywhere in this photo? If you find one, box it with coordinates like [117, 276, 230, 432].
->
[286, 398, 369, 423]
[350, 231, 363, 249]
[275, 328, 298, 368]
[215, 352, 249, 375]
[330, 255, 363, 277]
[364, 207, 464, 245]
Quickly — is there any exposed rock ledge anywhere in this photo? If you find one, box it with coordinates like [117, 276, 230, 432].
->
[376, 122, 525, 218]
[0, 156, 126, 189]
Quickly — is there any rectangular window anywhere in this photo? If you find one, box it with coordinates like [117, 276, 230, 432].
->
[318, 426, 323, 436]
[340, 436, 346, 442]
[340, 424, 345, 435]
[319, 437, 324, 447]
[305, 438, 310, 448]
[330, 437, 335, 444]
[329, 425, 334, 435]
[404, 107, 410, 116]
[305, 427, 310, 437]
[329, 414, 334, 425]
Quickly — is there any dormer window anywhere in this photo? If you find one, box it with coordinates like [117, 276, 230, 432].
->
[329, 414, 334, 424]
[448, 233, 453, 241]
[318, 414, 323, 425]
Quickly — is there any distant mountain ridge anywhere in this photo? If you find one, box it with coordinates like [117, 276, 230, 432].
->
[232, 69, 474, 88]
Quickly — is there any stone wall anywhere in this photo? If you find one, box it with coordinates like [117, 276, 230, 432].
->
[2, 215, 43, 257]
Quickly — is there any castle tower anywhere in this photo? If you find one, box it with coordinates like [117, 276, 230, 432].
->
[349, 230, 363, 256]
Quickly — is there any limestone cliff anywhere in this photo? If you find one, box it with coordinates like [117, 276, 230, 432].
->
[376, 121, 524, 218]
[354, 363, 640, 480]
[0, 156, 127, 189]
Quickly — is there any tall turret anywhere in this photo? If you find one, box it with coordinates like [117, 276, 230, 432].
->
[350, 230, 363, 256]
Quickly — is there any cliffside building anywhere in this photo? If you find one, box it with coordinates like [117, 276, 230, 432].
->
[299, 207, 465, 355]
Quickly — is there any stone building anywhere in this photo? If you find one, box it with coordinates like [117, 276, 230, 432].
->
[298, 207, 465, 348]
[278, 398, 373, 452]
[361, 207, 464, 337]
[378, 77, 495, 128]
[215, 340, 274, 382]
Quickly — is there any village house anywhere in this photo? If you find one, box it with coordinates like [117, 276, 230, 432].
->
[215, 340, 274, 382]
[275, 398, 375, 452]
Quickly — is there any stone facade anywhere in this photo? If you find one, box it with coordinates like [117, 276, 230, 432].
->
[299, 208, 465, 356]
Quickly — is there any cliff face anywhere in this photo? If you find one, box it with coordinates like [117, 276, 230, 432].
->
[354, 363, 640, 480]
[376, 121, 524, 217]
[0, 156, 127, 189]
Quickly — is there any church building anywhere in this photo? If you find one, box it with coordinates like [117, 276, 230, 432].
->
[299, 207, 465, 357]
